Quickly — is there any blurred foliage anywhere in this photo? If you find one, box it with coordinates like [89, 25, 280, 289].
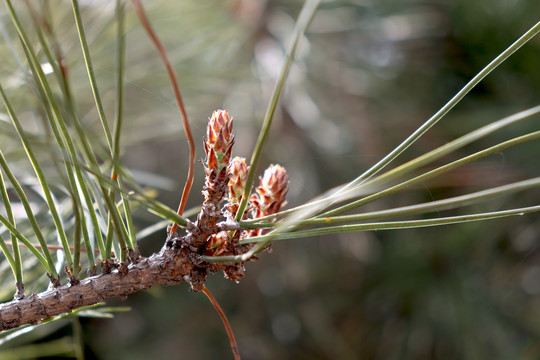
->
[1, 0, 540, 359]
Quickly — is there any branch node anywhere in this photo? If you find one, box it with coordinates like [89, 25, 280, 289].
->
[119, 261, 129, 277]
[65, 266, 80, 286]
[87, 265, 98, 277]
[101, 258, 119, 274]
[47, 273, 61, 288]
[14, 282, 25, 300]
[128, 248, 142, 263]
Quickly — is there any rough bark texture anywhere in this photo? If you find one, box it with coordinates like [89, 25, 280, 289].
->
[188, 167, 230, 248]
[0, 241, 222, 332]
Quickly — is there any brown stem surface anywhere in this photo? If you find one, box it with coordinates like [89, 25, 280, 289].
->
[0, 245, 220, 332]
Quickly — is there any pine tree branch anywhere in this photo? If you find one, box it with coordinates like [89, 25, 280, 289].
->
[0, 242, 227, 332]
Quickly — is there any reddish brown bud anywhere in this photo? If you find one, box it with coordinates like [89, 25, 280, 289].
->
[204, 231, 230, 256]
[204, 110, 235, 175]
[249, 164, 289, 236]
[224, 157, 250, 219]
[228, 157, 249, 202]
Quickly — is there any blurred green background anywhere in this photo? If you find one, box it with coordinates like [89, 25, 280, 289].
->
[1, 0, 540, 359]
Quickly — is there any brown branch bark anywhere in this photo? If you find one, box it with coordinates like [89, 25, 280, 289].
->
[0, 242, 222, 332]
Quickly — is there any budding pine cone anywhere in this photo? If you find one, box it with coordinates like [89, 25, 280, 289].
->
[194, 110, 235, 249]
[205, 157, 249, 256]
[201, 110, 234, 215]
[249, 164, 289, 236]
[225, 156, 249, 219]
[204, 110, 234, 187]
[199, 110, 289, 260]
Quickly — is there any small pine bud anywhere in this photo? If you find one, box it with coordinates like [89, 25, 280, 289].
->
[228, 157, 249, 201]
[250, 164, 289, 236]
[204, 231, 229, 256]
[204, 110, 234, 176]
[225, 157, 249, 219]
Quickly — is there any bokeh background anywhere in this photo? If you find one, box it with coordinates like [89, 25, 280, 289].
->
[1, 0, 540, 359]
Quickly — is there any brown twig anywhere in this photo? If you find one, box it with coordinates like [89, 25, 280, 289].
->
[131, 0, 196, 230]
[0, 242, 236, 331]
[201, 285, 241, 360]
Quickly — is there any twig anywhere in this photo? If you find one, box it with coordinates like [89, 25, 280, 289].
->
[0, 244, 233, 331]
[201, 285, 241, 360]
[131, 0, 196, 231]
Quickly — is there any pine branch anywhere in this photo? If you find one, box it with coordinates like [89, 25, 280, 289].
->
[0, 242, 230, 332]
